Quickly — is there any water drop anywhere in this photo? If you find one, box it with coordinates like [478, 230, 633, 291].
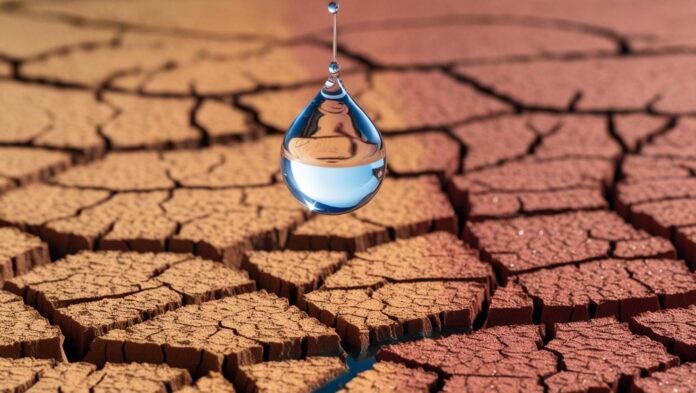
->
[280, 2, 385, 214]
[328, 61, 341, 75]
[281, 2, 384, 214]
[281, 75, 386, 214]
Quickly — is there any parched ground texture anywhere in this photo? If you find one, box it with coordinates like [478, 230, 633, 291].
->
[1, 0, 696, 392]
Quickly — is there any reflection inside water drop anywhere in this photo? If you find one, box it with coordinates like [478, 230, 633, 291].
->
[281, 76, 386, 214]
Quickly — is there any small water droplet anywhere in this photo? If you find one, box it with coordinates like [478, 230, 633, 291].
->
[328, 61, 341, 75]
[328, 2, 339, 14]
[281, 76, 385, 214]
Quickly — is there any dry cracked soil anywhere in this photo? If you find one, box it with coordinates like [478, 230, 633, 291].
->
[0, 0, 696, 392]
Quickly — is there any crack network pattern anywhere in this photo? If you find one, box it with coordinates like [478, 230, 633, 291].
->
[1, 1, 696, 392]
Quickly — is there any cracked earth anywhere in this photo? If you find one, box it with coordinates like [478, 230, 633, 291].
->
[0, 0, 696, 392]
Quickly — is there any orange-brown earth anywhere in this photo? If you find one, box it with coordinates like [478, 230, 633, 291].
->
[1, 0, 696, 392]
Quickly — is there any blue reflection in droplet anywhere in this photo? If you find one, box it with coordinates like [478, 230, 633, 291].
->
[328, 2, 339, 14]
[328, 61, 341, 75]
[282, 157, 385, 214]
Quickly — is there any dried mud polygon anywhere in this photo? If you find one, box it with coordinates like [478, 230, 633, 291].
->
[458, 56, 696, 113]
[339, 361, 437, 393]
[465, 210, 675, 282]
[544, 318, 678, 392]
[0, 14, 114, 59]
[84, 291, 340, 378]
[630, 362, 696, 393]
[358, 70, 509, 131]
[242, 250, 347, 302]
[100, 93, 201, 150]
[0, 357, 237, 392]
[322, 232, 493, 290]
[385, 132, 460, 179]
[0, 147, 71, 193]
[53, 136, 282, 190]
[20, 32, 263, 89]
[179, 372, 237, 393]
[0, 142, 306, 266]
[4, 251, 255, 357]
[517, 258, 696, 326]
[450, 158, 612, 219]
[442, 376, 543, 393]
[197, 99, 255, 142]
[236, 357, 347, 393]
[0, 290, 65, 361]
[630, 305, 696, 362]
[299, 232, 492, 350]
[377, 324, 555, 379]
[0, 227, 49, 283]
[0, 82, 113, 159]
[302, 281, 487, 351]
[617, 124, 696, 268]
[486, 282, 534, 327]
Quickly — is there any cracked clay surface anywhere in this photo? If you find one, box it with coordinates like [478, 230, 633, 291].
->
[2, 1, 696, 392]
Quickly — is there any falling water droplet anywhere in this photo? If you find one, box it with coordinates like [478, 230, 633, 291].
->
[281, 75, 386, 214]
[281, 1, 385, 214]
